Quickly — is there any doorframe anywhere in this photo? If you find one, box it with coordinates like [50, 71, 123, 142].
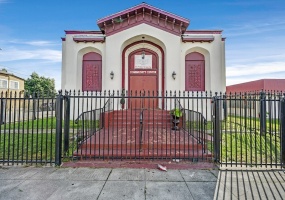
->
[122, 41, 165, 95]
[128, 48, 159, 94]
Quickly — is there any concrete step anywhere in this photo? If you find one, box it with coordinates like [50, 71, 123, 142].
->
[74, 148, 212, 159]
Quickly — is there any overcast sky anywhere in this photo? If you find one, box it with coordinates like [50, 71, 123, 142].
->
[0, 0, 284, 89]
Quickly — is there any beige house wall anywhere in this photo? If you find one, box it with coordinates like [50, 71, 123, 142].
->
[0, 72, 25, 110]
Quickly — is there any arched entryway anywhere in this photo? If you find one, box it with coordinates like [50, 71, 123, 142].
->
[122, 40, 165, 109]
[128, 48, 158, 108]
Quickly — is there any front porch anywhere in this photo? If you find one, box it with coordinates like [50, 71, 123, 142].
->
[73, 109, 211, 161]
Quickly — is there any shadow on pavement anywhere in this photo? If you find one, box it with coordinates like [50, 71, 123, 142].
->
[214, 169, 285, 200]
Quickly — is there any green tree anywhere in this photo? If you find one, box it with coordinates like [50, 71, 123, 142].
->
[25, 72, 57, 97]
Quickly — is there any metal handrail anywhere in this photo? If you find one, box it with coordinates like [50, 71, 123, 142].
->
[74, 97, 113, 124]
[139, 109, 144, 151]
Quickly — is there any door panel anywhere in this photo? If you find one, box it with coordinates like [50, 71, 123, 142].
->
[129, 75, 157, 109]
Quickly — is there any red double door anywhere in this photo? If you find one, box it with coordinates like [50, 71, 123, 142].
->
[128, 49, 158, 109]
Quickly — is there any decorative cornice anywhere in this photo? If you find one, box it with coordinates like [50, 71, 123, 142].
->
[184, 30, 223, 34]
[97, 3, 189, 24]
[181, 35, 215, 43]
[222, 37, 226, 41]
[97, 3, 190, 36]
[73, 35, 105, 43]
[65, 30, 103, 34]
[61, 37, 66, 41]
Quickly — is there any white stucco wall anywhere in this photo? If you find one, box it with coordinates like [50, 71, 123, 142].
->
[62, 35, 105, 91]
[181, 35, 225, 93]
[61, 23, 226, 94]
[104, 23, 181, 92]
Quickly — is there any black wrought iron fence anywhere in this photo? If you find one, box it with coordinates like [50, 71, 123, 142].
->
[0, 90, 284, 168]
[214, 91, 285, 168]
[62, 90, 213, 162]
[0, 91, 56, 165]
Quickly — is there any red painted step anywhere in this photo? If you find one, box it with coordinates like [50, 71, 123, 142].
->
[74, 109, 211, 160]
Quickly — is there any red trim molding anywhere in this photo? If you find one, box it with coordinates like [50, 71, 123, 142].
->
[61, 37, 66, 41]
[73, 38, 105, 43]
[97, 3, 189, 36]
[222, 37, 226, 41]
[182, 37, 214, 43]
[97, 3, 189, 25]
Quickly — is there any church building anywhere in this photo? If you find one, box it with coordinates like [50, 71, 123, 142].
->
[61, 3, 226, 96]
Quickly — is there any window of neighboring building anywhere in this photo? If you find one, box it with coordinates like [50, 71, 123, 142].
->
[9, 80, 19, 90]
[185, 52, 205, 91]
[82, 52, 102, 91]
[0, 79, 8, 89]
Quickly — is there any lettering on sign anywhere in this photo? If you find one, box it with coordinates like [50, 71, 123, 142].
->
[135, 55, 152, 69]
[130, 71, 157, 74]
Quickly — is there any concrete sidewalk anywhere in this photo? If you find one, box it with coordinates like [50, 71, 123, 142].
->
[214, 169, 285, 200]
[0, 166, 218, 200]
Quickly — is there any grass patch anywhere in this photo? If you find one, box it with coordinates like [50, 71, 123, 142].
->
[0, 117, 87, 130]
[0, 133, 56, 163]
[0, 117, 100, 163]
[220, 131, 281, 164]
[1, 117, 57, 130]
[223, 116, 280, 133]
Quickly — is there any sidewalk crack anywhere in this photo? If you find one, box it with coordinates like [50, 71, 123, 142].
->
[96, 169, 112, 200]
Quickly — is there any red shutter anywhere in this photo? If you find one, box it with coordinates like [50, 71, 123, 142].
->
[82, 53, 102, 91]
[185, 52, 205, 91]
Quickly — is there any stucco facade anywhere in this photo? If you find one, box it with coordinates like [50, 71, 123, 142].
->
[61, 3, 226, 95]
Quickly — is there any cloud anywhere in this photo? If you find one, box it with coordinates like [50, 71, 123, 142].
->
[221, 0, 270, 6]
[8, 40, 60, 47]
[226, 61, 285, 86]
[0, 59, 62, 90]
[0, 47, 61, 62]
[227, 51, 285, 65]
[0, 37, 62, 89]
[225, 21, 285, 37]
[227, 61, 285, 77]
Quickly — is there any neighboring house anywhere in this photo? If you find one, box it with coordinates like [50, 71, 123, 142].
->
[0, 70, 25, 96]
[226, 79, 285, 119]
[0, 70, 25, 120]
[226, 79, 285, 93]
[61, 3, 226, 96]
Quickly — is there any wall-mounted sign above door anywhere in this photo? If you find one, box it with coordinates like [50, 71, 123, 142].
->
[135, 55, 152, 69]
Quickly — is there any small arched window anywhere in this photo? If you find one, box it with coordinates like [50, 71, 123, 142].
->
[185, 52, 205, 91]
[82, 52, 102, 91]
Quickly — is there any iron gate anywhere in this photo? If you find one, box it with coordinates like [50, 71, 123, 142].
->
[213, 92, 285, 168]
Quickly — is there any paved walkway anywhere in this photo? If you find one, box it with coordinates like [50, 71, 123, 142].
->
[0, 165, 217, 200]
[1, 165, 284, 200]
